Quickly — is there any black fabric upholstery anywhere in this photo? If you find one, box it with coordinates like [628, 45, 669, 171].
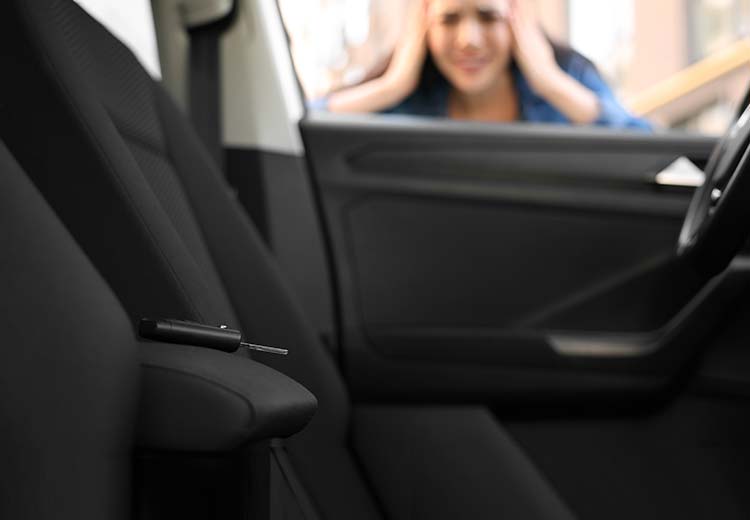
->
[0, 1, 380, 518]
[152, 86, 384, 518]
[0, 141, 138, 519]
[137, 342, 317, 452]
[0, 0, 237, 328]
[354, 406, 576, 520]
[507, 397, 750, 520]
[0, 1, 575, 518]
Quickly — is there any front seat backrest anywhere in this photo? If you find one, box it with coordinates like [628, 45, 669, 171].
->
[0, 141, 138, 520]
[0, 1, 382, 518]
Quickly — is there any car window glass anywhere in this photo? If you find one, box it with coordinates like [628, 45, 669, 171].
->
[73, 0, 161, 78]
[279, 0, 750, 135]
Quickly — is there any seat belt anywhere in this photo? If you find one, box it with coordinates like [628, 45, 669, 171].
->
[189, 24, 223, 169]
[182, 0, 272, 244]
[183, 0, 237, 171]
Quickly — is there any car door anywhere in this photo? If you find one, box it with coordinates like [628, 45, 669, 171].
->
[299, 113, 737, 403]
[272, 0, 750, 406]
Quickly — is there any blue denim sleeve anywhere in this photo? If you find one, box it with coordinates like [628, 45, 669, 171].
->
[566, 55, 653, 132]
[306, 97, 330, 111]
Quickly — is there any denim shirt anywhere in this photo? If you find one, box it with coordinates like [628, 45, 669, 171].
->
[382, 54, 651, 131]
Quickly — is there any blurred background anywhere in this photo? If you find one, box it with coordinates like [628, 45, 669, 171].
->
[278, 0, 750, 134]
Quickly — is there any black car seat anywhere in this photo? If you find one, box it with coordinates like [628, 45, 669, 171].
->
[0, 0, 576, 518]
[0, 140, 138, 520]
[0, 138, 316, 519]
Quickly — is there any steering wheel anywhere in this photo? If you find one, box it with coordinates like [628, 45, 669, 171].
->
[677, 104, 750, 278]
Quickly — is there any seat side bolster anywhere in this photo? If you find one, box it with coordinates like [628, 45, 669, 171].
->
[137, 342, 317, 452]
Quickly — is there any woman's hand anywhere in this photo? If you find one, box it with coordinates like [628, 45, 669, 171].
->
[327, 0, 427, 113]
[508, 0, 559, 95]
[508, 0, 600, 124]
[383, 0, 429, 96]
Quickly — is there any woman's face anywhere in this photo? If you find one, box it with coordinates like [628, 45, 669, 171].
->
[426, 0, 513, 95]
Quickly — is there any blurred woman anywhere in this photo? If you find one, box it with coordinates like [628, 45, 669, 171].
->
[314, 0, 650, 130]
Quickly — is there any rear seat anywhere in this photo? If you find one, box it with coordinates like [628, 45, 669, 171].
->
[0, 0, 576, 518]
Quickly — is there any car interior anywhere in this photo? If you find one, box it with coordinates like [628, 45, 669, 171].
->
[2, 0, 750, 519]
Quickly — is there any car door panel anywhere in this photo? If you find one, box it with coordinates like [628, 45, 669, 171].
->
[302, 114, 731, 403]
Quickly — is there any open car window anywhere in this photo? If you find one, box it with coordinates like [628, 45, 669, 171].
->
[279, 0, 750, 135]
